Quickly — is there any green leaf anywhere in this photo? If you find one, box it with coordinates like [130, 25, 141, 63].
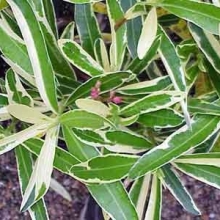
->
[7, 0, 59, 113]
[175, 153, 220, 168]
[15, 146, 49, 220]
[5, 69, 33, 106]
[120, 0, 142, 58]
[21, 126, 59, 212]
[94, 38, 111, 72]
[28, 0, 57, 38]
[105, 130, 152, 150]
[75, 3, 101, 58]
[58, 39, 104, 76]
[137, 7, 157, 59]
[129, 174, 151, 219]
[118, 75, 171, 95]
[174, 163, 220, 190]
[70, 154, 138, 183]
[195, 132, 220, 153]
[0, 123, 49, 155]
[72, 128, 109, 147]
[158, 25, 190, 127]
[88, 182, 138, 220]
[22, 138, 80, 174]
[120, 91, 183, 116]
[62, 126, 99, 162]
[0, 93, 8, 107]
[39, 22, 76, 80]
[144, 174, 162, 220]
[157, 0, 220, 35]
[60, 21, 75, 39]
[7, 104, 52, 124]
[0, 22, 33, 76]
[129, 114, 220, 179]
[75, 98, 110, 117]
[138, 109, 184, 128]
[59, 109, 110, 129]
[66, 71, 134, 105]
[126, 35, 161, 74]
[189, 22, 220, 74]
[107, 0, 127, 71]
[162, 165, 200, 215]
[188, 98, 220, 116]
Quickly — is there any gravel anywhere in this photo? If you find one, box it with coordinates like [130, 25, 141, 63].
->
[1, 152, 220, 219]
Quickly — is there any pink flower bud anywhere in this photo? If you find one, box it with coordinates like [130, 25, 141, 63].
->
[90, 87, 99, 99]
[112, 96, 122, 104]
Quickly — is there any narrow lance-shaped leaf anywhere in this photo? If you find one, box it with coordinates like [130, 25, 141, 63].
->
[15, 146, 49, 219]
[144, 174, 162, 220]
[158, 25, 190, 127]
[188, 22, 220, 74]
[75, 98, 110, 117]
[158, 25, 185, 92]
[59, 109, 112, 129]
[137, 7, 157, 59]
[0, 21, 33, 76]
[0, 123, 49, 155]
[156, 0, 220, 35]
[7, 0, 59, 113]
[105, 130, 152, 150]
[120, 0, 142, 58]
[7, 104, 52, 124]
[138, 109, 184, 128]
[129, 114, 220, 179]
[126, 35, 161, 74]
[75, 3, 101, 58]
[94, 38, 111, 72]
[58, 39, 104, 76]
[118, 75, 171, 95]
[22, 138, 80, 175]
[120, 91, 184, 117]
[175, 153, 220, 168]
[89, 183, 139, 220]
[21, 125, 59, 212]
[69, 154, 138, 183]
[188, 98, 220, 116]
[39, 22, 76, 80]
[6, 69, 34, 106]
[174, 163, 220, 190]
[162, 165, 200, 215]
[107, 0, 127, 71]
[60, 21, 75, 39]
[129, 174, 151, 220]
[28, 0, 57, 38]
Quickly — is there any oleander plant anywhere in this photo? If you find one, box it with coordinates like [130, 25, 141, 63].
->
[1, 0, 220, 219]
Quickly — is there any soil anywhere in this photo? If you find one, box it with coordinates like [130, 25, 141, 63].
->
[1, 152, 220, 220]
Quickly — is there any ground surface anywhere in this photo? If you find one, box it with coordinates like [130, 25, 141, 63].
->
[1, 152, 220, 220]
